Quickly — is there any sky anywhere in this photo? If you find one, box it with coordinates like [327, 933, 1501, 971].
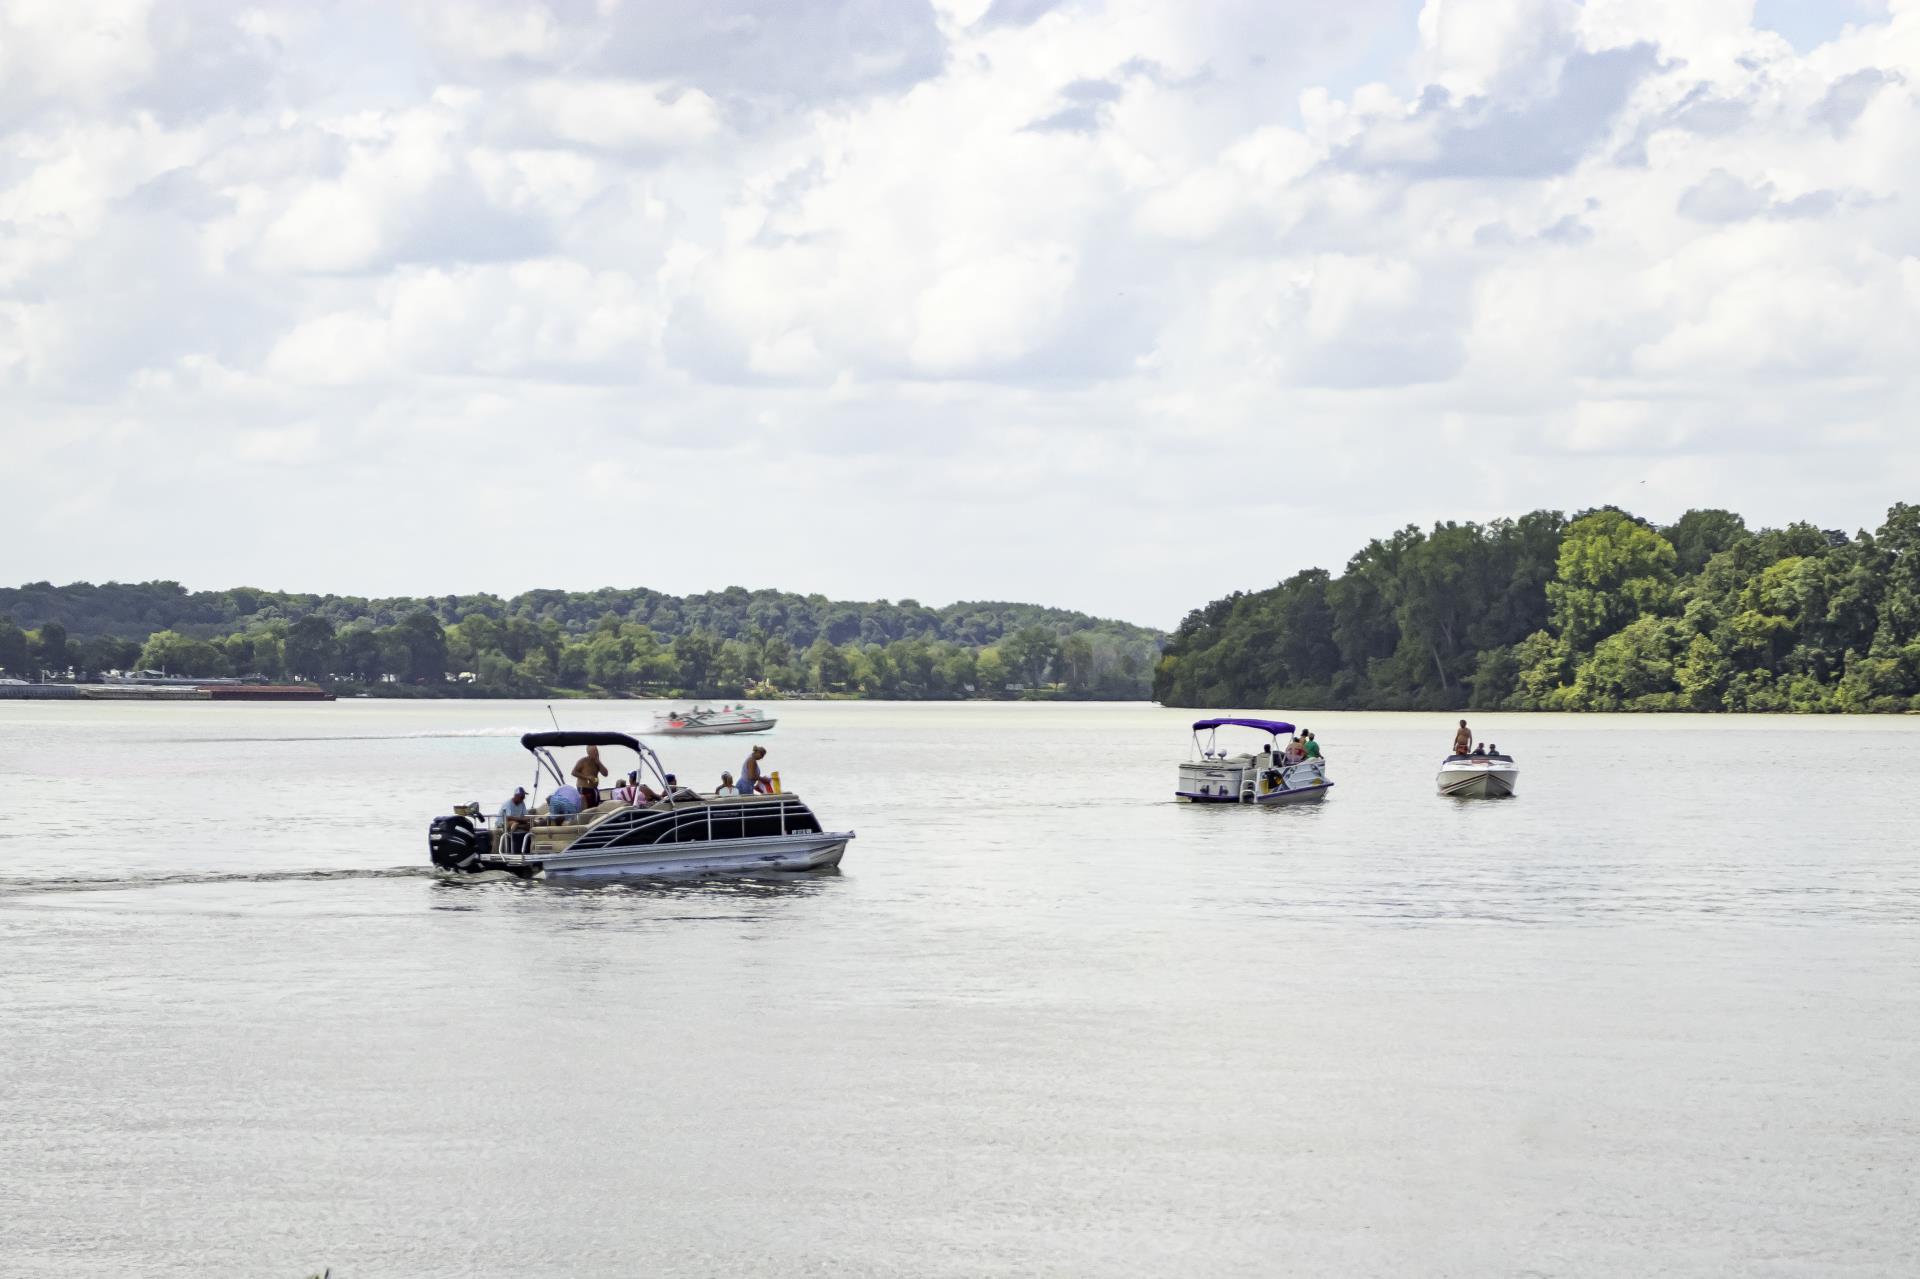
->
[1, 0, 1917, 629]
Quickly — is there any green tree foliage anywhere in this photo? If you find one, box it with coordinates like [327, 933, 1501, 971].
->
[1156, 504, 1920, 713]
[1545, 509, 1677, 650]
[0, 616, 31, 676]
[76, 636, 142, 679]
[32, 620, 70, 675]
[0, 581, 1161, 700]
[136, 630, 231, 678]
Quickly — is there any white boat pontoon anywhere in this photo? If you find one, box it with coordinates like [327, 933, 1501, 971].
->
[649, 705, 776, 736]
[428, 731, 851, 879]
[1436, 750, 1519, 798]
[1175, 717, 1333, 806]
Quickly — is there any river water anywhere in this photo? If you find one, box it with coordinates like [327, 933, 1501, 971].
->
[2, 701, 1917, 1277]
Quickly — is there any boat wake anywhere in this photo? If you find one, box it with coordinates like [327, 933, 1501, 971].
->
[0, 866, 440, 895]
[134, 728, 533, 745]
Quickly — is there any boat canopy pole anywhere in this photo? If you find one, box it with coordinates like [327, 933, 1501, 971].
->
[522, 733, 673, 795]
[530, 747, 567, 790]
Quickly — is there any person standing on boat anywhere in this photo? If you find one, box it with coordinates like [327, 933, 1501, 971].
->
[1452, 719, 1473, 756]
[572, 745, 608, 808]
[738, 744, 771, 795]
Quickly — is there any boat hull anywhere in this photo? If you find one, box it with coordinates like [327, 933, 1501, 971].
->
[1251, 780, 1332, 805]
[1437, 763, 1518, 797]
[536, 832, 849, 879]
[650, 719, 776, 736]
[1176, 757, 1332, 804]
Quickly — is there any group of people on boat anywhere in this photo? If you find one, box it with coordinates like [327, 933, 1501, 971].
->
[1253, 729, 1321, 780]
[1272, 729, 1322, 765]
[1449, 720, 1505, 759]
[498, 742, 779, 829]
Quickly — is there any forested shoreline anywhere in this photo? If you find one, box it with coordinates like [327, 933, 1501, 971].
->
[0, 583, 1162, 700]
[1155, 504, 1920, 713]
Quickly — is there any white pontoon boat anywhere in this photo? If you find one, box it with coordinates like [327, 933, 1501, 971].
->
[428, 731, 851, 879]
[1176, 717, 1333, 806]
[649, 705, 776, 736]
[1436, 750, 1519, 798]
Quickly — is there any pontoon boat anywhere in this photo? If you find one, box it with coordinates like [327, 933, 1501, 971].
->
[1176, 718, 1332, 805]
[649, 705, 776, 736]
[428, 731, 851, 879]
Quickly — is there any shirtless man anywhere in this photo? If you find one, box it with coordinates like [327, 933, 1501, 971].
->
[1452, 719, 1473, 757]
[572, 745, 609, 808]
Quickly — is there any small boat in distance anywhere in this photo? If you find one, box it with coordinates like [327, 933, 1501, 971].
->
[649, 704, 776, 736]
[427, 731, 850, 879]
[1175, 717, 1332, 805]
[1437, 749, 1519, 798]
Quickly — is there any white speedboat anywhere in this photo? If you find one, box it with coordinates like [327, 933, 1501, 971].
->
[428, 731, 850, 879]
[1175, 717, 1332, 806]
[1436, 751, 1518, 798]
[650, 705, 776, 736]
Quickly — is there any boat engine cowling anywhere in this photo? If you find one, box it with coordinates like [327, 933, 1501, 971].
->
[428, 814, 484, 872]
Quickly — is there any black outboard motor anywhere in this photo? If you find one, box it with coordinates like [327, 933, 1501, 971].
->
[428, 814, 484, 872]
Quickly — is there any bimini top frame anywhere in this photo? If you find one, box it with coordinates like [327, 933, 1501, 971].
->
[1190, 717, 1295, 736]
[518, 730, 669, 793]
[1190, 716, 1298, 761]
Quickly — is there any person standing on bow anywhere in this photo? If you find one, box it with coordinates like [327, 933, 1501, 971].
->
[1452, 719, 1473, 757]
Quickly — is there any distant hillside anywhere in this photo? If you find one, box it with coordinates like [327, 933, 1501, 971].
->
[1155, 503, 1920, 713]
[0, 581, 1164, 700]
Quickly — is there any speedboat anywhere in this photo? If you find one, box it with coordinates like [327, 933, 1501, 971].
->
[1175, 717, 1332, 806]
[649, 704, 776, 736]
[1436, 750, 1518, 797]
[427, 730, 852, 879]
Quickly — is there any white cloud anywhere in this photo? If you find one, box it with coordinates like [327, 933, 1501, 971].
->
[3, 0, 1920, 625]
[515, 79, 722, 151]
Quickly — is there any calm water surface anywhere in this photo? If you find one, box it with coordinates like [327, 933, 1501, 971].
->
[2, 701, 1918, 1277]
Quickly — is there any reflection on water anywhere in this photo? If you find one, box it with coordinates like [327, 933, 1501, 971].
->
[3, 700, 1920, 1278]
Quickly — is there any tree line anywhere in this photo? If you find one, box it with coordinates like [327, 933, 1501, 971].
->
[0, 583, 1162, 700]
[1154, 503, 1920, 713]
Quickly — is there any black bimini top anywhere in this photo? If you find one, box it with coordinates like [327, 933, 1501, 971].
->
[520, 730, 643, 753]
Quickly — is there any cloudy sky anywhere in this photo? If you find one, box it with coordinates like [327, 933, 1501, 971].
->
[1, 0, 1915, 627]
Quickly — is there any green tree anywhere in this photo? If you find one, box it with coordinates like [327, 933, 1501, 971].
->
[1664, 508, 1750, 575]
[1001, 626, 1060, 688]
[1546, 510, 1678, 650]
[285, 615, 337, 681]
[388, 610, 449, 683]
[75, 636, 141, 679]
[0, 617, 32, 676]
[673, 629, 720, 693]
[975, 646, 1009, 696]
[137, 630, 230, 677]
[32, 621, 69, 676]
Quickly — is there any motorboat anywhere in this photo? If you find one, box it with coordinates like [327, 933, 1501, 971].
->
[649, 704, 776, 736]
[1175, 717, 1332, 806]
[428, 730, 852, 879]
[1436, 750, 1519, 798]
